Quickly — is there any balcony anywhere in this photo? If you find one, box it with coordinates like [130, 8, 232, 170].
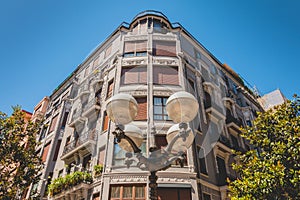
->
[218, 135, 232, 149]
[78, 83, 89, 97]
[226, 114, 243, 131]
[82, 98, 101, 117]
[90, 70, 104, 88]
[204, 99, 225, 120]
[48, 171, 92, 200]
[69, 109, 85, 127]
[61, 129, 98, 160]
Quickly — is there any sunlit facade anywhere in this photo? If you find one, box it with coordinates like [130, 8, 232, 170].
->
[26, 11, 263, 200]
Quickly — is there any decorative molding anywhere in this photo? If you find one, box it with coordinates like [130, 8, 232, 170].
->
[109, 174, 148, 184]
[122, 58, 147, 66]
[153, 35, 176, 41]
[124, 36, 148, 41]
[152, 58, 178, 66]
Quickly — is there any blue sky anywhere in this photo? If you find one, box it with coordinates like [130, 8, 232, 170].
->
[0, 0, 299, 115]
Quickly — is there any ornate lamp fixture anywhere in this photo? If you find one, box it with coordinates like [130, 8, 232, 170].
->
[106, 91, 199, 200]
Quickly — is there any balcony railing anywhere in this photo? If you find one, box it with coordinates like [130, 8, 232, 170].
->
[226, 114, 243, 128]
[61, 129, 98, 158]
[82, 98, 101, 117]
[69, 108, 85, 127]
[218, 135, 232, 149]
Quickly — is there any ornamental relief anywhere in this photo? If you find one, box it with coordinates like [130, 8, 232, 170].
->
[122, 58, 147, 66]
[152, 58, 178, 66]
[110, 175, 148, 183]
[153, 35, 176, 41]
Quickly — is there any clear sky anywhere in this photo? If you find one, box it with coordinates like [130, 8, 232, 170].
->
[0, 0, 299, 115]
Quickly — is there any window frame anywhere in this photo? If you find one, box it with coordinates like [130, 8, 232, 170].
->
[153, 96, 170, 121]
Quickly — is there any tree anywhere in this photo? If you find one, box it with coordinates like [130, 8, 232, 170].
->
[0, 106, 42, 199]
[229, 96, 300, 199]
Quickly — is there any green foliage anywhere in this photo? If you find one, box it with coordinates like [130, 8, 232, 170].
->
[0, 106, 43, 199]
[229, 96, 300, 199]
[48, 171, 92, 197]
[93, 164, 103, 176]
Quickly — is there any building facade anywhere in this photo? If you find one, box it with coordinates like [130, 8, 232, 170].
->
[27, 11, 263, 200]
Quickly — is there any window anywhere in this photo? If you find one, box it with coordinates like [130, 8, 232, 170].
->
[110, 185, 146, 200]
[113, 141, 146, 166]
[124, 41, 147, 57]
[107, 79, 114, 99]
[153, 66, 179, 85]
[83, 154, 92, 170]
[52, 140, 61, 161]
[153, 41, 176, 57]
[42, 142, 51, 162]
[102, 111, 109, 131]
[49, 114, 59, 133]
[195, 49, 201, 59]
[153, 97, 170, 120]
[135, 97, 147, 121]
[98, 146, 106, 165]
[60, 112, 69, 130]
[197, 146, 208, 175]
[216, 156, 227, 185]
[121, 67, 147, 85]
[230, 135, 239, 149]
[203, 193, 211, 200]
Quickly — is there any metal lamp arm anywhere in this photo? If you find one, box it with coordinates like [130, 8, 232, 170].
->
[112, 127, 142, 153]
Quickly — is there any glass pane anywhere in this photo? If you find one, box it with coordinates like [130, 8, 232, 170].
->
[123, 186, 132, 198]
[154, 106, 163, 114]
[135, 186, 145, 198]
[162, 97, 168, 105]
[111, 186, 120, 198]
[154, 97, 162, 105]
[154, 115, 163, 120]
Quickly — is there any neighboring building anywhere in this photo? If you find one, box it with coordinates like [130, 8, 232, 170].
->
[258, 89, 287, 111]
[26, 11, 263, 200]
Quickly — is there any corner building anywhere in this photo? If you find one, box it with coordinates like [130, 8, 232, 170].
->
[29, 11, 262, 200]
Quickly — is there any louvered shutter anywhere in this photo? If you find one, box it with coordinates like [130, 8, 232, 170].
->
[42, 142, 51, 162]
[135, 98, 147, 120]
[153, 41, 176, 57]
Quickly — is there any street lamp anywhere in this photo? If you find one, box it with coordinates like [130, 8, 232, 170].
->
[106, 91, 199, 200]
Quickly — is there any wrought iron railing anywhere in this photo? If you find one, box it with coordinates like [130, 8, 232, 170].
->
[62, 129, 98, 156]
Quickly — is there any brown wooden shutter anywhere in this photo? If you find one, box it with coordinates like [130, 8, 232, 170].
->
[122, 67, 139, 84]
[135, 98, 147, 120]
[162, 67, 179, 85]
[49, 115, 58, 133]
[139, 67, 147, 83]
[153, 66, 163, 84]
[102, 112, 109, 131]
[153, 41, 176, 57]
[53, 140, 61, 161]
[42, 142, 51, 162]
[136, 41, 147, 52]
[124, 42, 135, 53]
[153, 66, 178, 85]
[98, 147, 105, 165]
[106, 80, 114, 99]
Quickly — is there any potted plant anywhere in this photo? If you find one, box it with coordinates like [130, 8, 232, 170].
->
[93, 164, 103, 177]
